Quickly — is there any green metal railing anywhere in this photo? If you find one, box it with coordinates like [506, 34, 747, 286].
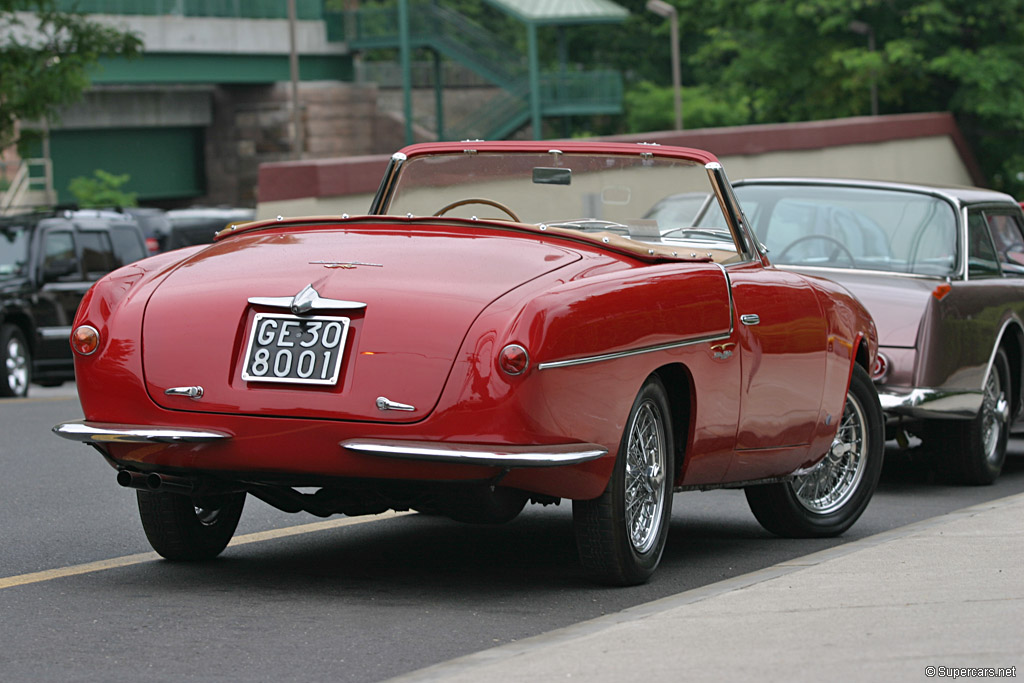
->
[51, 0, 323, 20]
[327, 1, 623, 140]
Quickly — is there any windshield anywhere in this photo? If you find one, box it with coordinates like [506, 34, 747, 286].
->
[383, 149, 742, 262]
[0, 226, 29, 279]
[697, 184, 958, 276]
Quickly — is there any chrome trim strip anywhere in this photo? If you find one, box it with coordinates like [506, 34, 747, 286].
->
[53, 420, 230, 444]
[38, 326, 72, 340]
[536, 332, 731, 371]
[248, 284, 366, 314]
[341, 439, 607, 467]
[878, 388, 982, 418]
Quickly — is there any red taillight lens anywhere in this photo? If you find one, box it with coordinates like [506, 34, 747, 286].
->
[870, 352, 888, 381]
[71, 325, 100, 356]
[498, 344, 530, 376]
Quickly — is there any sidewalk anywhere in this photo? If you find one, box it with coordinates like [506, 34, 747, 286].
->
[391, 493, 1024, 682]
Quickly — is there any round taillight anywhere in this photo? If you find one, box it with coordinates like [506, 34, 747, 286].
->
[71, 325, 100, 356]
[870, 352, 888, 382]
[498, 343, 530, 376]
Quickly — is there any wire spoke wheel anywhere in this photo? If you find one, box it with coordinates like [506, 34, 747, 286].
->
[573, 377, 675, 585]
[745, 364, 883, 538]
[624, 401, 668, 553]
[792, 391, 868, 514]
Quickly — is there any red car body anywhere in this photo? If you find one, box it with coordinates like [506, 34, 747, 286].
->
[56, 141, 882, 584]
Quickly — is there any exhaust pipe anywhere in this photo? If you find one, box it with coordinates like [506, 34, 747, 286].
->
[115, 470, 196, 495]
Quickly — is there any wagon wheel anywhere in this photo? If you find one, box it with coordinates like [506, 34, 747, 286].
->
[745, 363, 883, 537]
[573, 376, 674, 585]
[433, 198, 521, 222]
[777, 234, 857, 267]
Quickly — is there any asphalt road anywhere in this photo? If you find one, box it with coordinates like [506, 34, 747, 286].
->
[3, 386, 1023, 682]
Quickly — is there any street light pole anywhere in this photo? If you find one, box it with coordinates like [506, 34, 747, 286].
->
[646, 0, 682, 130]
[288, 0, 302, 158]
[848, 20, 878, 117]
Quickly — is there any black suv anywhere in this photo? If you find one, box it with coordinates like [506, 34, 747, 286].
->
[0, 209, 148, 397]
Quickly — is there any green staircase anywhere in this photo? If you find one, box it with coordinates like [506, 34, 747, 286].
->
[325, 2, 622, 141]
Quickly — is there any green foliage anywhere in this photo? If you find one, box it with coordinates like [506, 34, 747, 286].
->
[625, 81, 750, 131]
[68, 169, 137, 208]
[662, 0, 1024, 195]
[0, 0, 142, 148]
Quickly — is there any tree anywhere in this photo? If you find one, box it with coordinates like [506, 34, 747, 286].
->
[671, 0, 1024, 194]
[68, 169, 136, 208]
[0, 0, 142, 149]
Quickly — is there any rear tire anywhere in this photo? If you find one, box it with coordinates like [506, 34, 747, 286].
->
[745, 364, 883, 537]
[0, 324, 30, 398]
[573, 377, 674, 586]
[137, 490, 245, 560]
[925, 348, 1010, 485]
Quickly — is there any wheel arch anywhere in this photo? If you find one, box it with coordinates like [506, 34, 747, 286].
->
[0, 311, 35, 355]
[996, 321, 1024, 421]
[651, 363, 693, 483]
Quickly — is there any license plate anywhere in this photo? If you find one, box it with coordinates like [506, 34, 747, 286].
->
[241, 313, 350, 385]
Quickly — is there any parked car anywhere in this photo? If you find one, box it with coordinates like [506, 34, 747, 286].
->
[695, 178, 1024, 484]
[164, 207, 255, 250]
[54, 142, 883, 585]
[125, 207, 172, 254]
[0, 209, 148, 397]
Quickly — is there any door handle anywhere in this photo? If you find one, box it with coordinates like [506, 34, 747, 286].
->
[740, 314, 760, 326]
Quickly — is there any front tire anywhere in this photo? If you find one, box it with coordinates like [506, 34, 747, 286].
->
[926, 348, 1010, 485]
[137, 490, 245, 560]
[573, 377, 674, 586]
[0, 324, 30, 398]
[746, 364, 883, 537]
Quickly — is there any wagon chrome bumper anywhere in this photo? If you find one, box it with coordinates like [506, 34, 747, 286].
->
[341, 439, 607, 467]
[53, 420, 231, 444]
[877, 388, 982, 419]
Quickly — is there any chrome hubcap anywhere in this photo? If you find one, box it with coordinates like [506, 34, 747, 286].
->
[980, 365, 1007, 465]
[624, 400, 667, 554]
[5, 336, 28, 395]
[792, 391, 868, 514]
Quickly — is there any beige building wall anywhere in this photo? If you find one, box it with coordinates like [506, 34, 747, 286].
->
[257, 131, 977, 221]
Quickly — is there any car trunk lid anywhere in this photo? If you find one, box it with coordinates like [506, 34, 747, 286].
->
[142, 225, 582, 421]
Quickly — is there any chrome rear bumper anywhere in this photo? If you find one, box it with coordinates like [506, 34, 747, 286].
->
[53, 420, 231, 444]
[341, 439, 607, 467]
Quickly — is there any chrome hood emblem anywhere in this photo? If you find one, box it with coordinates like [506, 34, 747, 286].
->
[249, 284, 367, 316]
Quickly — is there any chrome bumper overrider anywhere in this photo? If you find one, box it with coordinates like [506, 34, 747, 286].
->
[53, 420, 231, 444]
[341, 439, 608, 467]
[877, 388, 982, 419]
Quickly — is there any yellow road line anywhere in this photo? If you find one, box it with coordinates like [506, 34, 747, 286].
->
[0, 510, 412, 591]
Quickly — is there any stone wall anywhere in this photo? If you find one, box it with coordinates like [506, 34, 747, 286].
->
[205, 81, 382, 206]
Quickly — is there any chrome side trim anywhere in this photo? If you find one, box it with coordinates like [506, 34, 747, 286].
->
[341, 439, 607, 467]
[878, 388, 982, 418]
[536, 332, 732, 370]
[38, 326, 73, 340]
[53, 420, 231, 444]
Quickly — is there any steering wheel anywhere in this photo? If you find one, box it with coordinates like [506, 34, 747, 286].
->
[777, 234, 857, 267]
[433, 198, 521, 222]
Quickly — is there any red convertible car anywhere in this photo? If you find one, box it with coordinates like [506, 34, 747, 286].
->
[55, 141, 882, 585]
